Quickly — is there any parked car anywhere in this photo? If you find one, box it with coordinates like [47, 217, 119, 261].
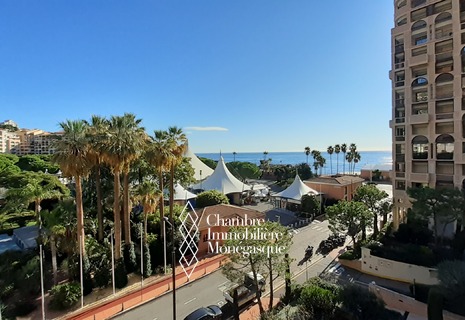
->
[183, 305, 222, 320]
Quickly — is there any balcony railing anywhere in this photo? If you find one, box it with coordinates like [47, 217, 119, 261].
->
[395, 62, 405, 69]
[395, 117, 405, 123]
[396, 172, 406, 178]
[395, 44, 405, 53]
[395, 81, 405, 87]
[396, 154, 405, 162]
[411, 0, 426, 8]
[396, 136, 406, 141]
[395, 99, 405, 108]
[437, 152, 453, 160]
[436, 113, 453, 120]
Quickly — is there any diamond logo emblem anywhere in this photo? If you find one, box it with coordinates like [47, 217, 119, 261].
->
[178, 201, 199, 279]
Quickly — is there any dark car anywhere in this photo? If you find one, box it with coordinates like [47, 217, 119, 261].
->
[183, 305, 223, 320]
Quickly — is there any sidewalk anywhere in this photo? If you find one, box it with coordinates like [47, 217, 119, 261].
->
[40, 255, 226, 320]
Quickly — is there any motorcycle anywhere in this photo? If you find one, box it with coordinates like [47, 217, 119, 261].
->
[304, 245, 314, 259]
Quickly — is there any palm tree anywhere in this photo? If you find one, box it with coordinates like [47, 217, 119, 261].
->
[327, 146, 334, 175]
[100, 114, 144, 259]
[304, 146, 311, 165]
[166, 127, 188, 225]
[52, 119, 91, 256]
[317, 155, 326, 176]
[334, 144, 341, 174]
[145, 130, 172, 235]
[349, 143, 357, 174]
[263, 151, 268, 161]
[120, 114, 146, 245]
[311, 150, 321, 176]
[346, 152, 353, 175]
[85, 115, 109, 242]
[353, 151, 361, 174]
[233, 151, 237, 162]
[133, 181, 161, 242]
[341, 143, 347, 174]
[43, 198, 77, 284]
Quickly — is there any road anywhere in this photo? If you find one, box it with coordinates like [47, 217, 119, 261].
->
[112, 219, 333, 320]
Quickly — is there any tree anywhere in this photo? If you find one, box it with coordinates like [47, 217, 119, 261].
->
[326, 200, 371, 246]
[16, 155, 60, 174]
[299, 284, 338, 319]
[52, 120, 90, 256]
[198, 157, 217, 170]
[85, 115, 109, 242]
[407, 187, 465, 245]
[354, 184, 389, 238]
[223, 222, 292, 315]
[341, 143, 347, 174]
[334, 144, 341, 175]
[300, 194, 320, 218]
[304, 147, 311, 165]
[227, 161, 261, 180]
[5, 174, 65, 229]
[340, 284, 401, 320]
[166, 126, 188, 263]
[327, 146, 334, 175]
[146, 130, 171, 236]
[0, 154, 20, 176]
[233, 151, 237, 162]
[263, 151, 269, 161]
[311, 150, 321, 176]
[196, 190, 229, 208]
[261, 222, 292, 311]
[133, 181, 161, 242]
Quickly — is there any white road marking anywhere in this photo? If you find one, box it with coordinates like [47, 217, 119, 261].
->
[184, 297, 197, 305]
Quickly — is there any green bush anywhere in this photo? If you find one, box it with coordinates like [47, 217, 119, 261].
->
[338, 250, 359, 260]
[196, 190, 229, 208]
[15, 256, 41, 295]
[115, 259, 128, 289]
[49, 282, 81, 310]
[369, 243, 436, 267]
[124, 242, 137, 273]
[83, 256, 93, 296]
[299, 285, 338, 319]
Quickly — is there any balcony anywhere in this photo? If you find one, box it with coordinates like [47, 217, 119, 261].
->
[395, 117, 405, 124]
[410, 53, 428, 66]
[395, 136, 406, 142]
[395, 44, 405, 54]
[410, 172, 429, 182]
[395, 62, 405, 70]
[395, 99, 405, 108]
[395, 81, 405, 87]
[410, 113, 429, 124]
[436, 174, 454, 182]
[436, 113, 453, 120]
[396, 154, 405, 162]
[396, 172, 406, 178]
[437, 152, 453, 160]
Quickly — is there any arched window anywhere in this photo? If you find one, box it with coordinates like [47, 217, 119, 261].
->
[436, 73, 454, 99]
[412, 20, 427, 31]
[412, 136, 428, 159]
[436, 134, 454, 159]
[397, 16, 407, 26]
[435, 12, 452, 24]
[396, 0, 406, 9]
[436, 73, 453, 83]
[412, 77, 428, 86]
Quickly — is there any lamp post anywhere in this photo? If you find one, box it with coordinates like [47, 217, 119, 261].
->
[163, 218, 167, 274]
[164, 216, 176, 320]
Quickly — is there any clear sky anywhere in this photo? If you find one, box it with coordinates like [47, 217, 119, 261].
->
[0, 1, 393, 153]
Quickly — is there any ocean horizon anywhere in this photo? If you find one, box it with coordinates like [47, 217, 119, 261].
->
[196, 150, 392, 175]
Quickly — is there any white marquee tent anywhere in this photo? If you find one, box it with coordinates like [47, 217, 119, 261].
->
[172, 183, 197, 201]
[191, 157, 251, 194]
[273, 175, 319, 201]
[184, 146, 214, 181]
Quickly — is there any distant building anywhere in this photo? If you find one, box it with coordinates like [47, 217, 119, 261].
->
[0, 120, 19, 128]
[0, 129, 21, 153]
[304, 175, 364, 201]
[360, 164, 392, 182]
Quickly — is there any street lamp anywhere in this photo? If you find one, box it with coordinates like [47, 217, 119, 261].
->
[164, 216, 177, 320]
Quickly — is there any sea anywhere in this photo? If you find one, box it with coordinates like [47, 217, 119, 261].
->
[196, 151, 392, 175]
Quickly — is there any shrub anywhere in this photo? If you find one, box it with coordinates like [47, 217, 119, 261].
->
[115, 259, 128, 289]
[83, 256, 93, 296]
[196, 190, 229, 208]
[49, 282, 81, 310]
[369, 243, 436, 267]
[124, 242, 137, 273]
[299, 285, 338, 319]
[15, 256, 41, 295]
[338, 250, 358, 260]
[394, 223, 433, 246]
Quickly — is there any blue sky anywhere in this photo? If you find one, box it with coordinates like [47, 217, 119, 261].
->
[0, 1, 393, 153]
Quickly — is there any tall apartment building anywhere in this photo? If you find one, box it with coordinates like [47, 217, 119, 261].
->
[0, 129, 20, 153]
[390, 0, 464, 228]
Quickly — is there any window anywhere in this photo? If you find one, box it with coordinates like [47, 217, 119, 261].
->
[415, 92, 428, 102]
[412, 136, 428, 159]
[415, 35, 428, 45]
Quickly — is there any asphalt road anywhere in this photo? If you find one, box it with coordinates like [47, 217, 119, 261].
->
[112, 219, 333, 320]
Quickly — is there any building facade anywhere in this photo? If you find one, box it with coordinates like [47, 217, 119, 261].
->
[390, 0, 464, 228]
